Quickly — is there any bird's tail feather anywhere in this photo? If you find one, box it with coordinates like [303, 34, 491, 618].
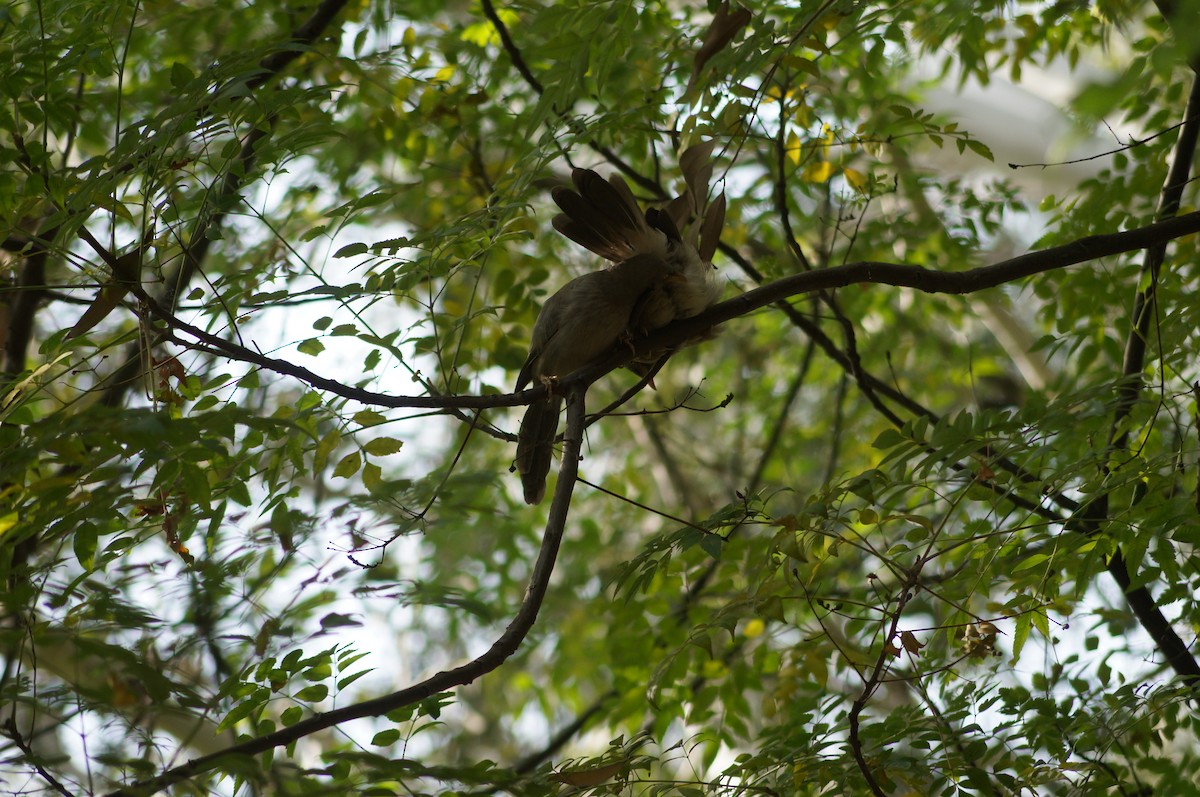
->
[516, 397, 562, 505]
[552, 170, 660, 262]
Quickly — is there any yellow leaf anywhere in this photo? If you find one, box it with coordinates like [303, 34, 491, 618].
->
[786, 131, 802, 166]
[459, 22, 496, 47]
[803, 160, 836, 183]
[842, 167, 868, 190]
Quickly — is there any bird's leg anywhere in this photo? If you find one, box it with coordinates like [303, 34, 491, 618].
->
[537, 373, 563, 397]
[617, 328, 640, 356]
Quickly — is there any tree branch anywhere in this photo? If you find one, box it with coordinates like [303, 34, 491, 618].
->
[1078, 68, 1200, 686]
[104, 390, 589, 797]
[480, 0, 542, 93]
[2, 226, 57, 380]
[141, 210, 1200, 412]
[1, 718, 75, 797]
[600, 209, 1200, 380]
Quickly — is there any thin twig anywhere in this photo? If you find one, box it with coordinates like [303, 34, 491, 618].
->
[2, 718, 76, 797]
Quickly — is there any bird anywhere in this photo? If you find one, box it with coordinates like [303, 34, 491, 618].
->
[550, 142, 726, 374]
[515, 144, 726, 504]
[514, 253, 673, 504]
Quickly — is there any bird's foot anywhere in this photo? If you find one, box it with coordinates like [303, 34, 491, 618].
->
[618, 330, 640, 356]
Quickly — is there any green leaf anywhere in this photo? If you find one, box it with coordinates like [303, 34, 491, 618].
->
[353, 410, 387, 426]
[334, 242, 368, 258]
[362, 462, 383, 493]
[333, 452, 362, 478]
[319, 612, 362, 629]
[294, 684, 329, 702]
[781, 54, 820, 78]
[1013, 553, 1050, 572]
[1011, 613, 1031, 662]
[297, 338, 325, 356]
[315, 429, 341, 472]
[170, 62, 194, 88]
[338, 670, 371, 690]
[363, 437, 403, 456]
[303, 662, 332, 680]
[217, 698, 260, 734]
[872, 428, 906, 449]
[371, 729, 402, 746]
[74, 522, 98, 570]
[965, 138, 994, 161]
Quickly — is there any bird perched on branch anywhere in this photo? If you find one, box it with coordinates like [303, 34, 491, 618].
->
[551, 142, 726, 371]
[514, 253, 673, 504]
[514, 144, 726, 505]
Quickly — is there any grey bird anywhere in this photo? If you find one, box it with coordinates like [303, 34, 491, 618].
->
[551, 142, 726, 373]
[515, 145, 726, 504]
[514, 253, 673, 504]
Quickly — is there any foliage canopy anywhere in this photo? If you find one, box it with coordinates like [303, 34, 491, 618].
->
[2, 0, 1199, 795]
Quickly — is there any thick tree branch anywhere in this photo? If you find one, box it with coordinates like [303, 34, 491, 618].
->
[1077, 69, 1200, 686]
[2, 228, 55, 379]
[141, 210, 1200, 411]
[1110, 75, 1200, 453]
[1108, 547, 1200, 683]
[599, 210, 1200, 380]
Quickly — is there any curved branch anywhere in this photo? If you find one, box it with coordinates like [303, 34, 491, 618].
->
[104, 391, 589, 797]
